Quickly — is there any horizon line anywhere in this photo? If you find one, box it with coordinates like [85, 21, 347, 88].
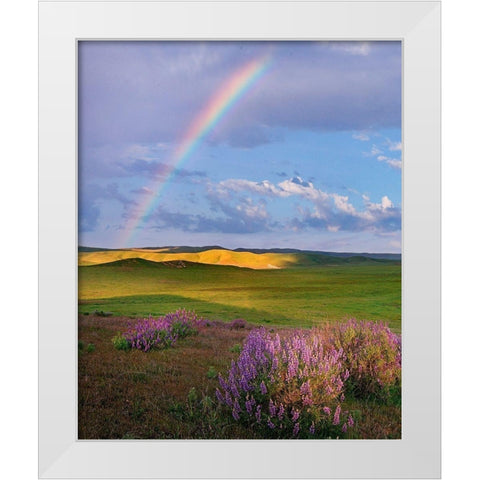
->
[78, 244, 402, 256]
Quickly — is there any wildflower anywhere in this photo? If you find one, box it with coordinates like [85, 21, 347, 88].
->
[268, 399, 277, 417]
[260, 381, 267, 395]
[348, 415, 354, 427]
[342, 423, 347, 433]
[291, 409, 300, 422]
[293, 423, 300, 436]
[323, 406, 331, 415]
[255, 405, 262, 423]
[333, 405, 341, 425]
[309, 422, 315, 435]
[215, 389, 224, 403]
[267, 418, 276, 429]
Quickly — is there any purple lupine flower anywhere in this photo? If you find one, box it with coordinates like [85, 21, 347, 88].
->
[260, 381, 267, 395]
[300, 380, 311, 396]
[255, 405, 262, 423]
[239, 374, 250, 392]
[333, 405, 341, 425]
[218, 375, 228, 391]
[348, 415, 354, 427]
[267, 418, 276, 429]
[215, 389, 224, 403]
[245, 398, 254, 415]
[342, 423, 347, 433]
[293, 422, 300, 436]
[214, 323, 391, 437]
[230, 382, 240, 399]
[268, 399, 277, 417]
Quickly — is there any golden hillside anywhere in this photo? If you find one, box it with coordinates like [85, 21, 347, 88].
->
[78, 248, 299, 270]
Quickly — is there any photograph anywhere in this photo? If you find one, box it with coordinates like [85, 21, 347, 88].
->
[77, 40, 402, 440]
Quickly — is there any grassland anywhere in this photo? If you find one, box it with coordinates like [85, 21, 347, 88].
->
[78, 247, 401, 439]
[78, 253, 401, 332]
[78, 315, 401, 439]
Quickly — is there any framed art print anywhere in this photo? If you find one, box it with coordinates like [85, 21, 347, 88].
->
[39, 1, 440, 478]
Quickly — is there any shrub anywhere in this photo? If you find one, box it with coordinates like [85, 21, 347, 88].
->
[215, 328, 353, 438]
[114, 309, 204, 352]
[112, 333, 129, 351]
[322, 319, 401, 400]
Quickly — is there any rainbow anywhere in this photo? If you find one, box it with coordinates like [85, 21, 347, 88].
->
[120, 54, 272, 247]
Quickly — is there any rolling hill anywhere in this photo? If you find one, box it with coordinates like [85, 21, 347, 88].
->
[78, 246, 399, 269]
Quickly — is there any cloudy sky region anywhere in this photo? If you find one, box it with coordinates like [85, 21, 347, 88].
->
[79, 41, 401, 252]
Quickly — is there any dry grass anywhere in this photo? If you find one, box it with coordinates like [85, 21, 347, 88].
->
[78, 315, 400, 439]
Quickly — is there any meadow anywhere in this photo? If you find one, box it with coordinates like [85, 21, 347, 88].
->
[78, 248, 401, 439]
[78, 250, 401, 332]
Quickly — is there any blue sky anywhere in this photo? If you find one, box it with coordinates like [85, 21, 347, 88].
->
[79, 41, 401, 252]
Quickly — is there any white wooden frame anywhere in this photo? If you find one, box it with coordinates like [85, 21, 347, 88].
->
[39, 1, 441, 478]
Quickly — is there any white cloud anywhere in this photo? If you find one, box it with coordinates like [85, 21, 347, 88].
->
[389, 141, 402, 152]
[377, 155, 402, 170]
[352, 132, 370, 141]
[331, 42, 371, 56]
[278, 177, 330, 203]
[212, 177, 401, 234]
[370, 145, 383, 156]
[218, 178, 288, 197]
[332, 194, 357, 215]
[385, 159, 402, 169]
[364, 195, 394, 213]
[236, 198, 268, 220]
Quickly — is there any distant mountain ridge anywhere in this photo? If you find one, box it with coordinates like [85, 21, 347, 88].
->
[232, 247, 400, 261]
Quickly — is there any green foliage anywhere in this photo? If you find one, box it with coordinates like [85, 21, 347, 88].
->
[187, 387, 198, 404]
[206, 366, 217, 379]
[230, 344, 241, 354]
[323, 319, 401, 401]
[78, 340, 84, 350]
[112, 333, 130, 351]
[86, 343, 95, 353]
[170, 320, 197, 339]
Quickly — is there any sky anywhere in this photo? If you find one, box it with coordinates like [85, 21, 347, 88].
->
[78, 41, 401, 253]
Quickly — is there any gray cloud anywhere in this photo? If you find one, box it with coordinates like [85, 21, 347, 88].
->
[79, 183, 135, 232]
[141, 176, 400, 237]
[79, 41, 401, 149]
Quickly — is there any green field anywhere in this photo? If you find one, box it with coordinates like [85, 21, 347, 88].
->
[78, 256, 401, 332]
